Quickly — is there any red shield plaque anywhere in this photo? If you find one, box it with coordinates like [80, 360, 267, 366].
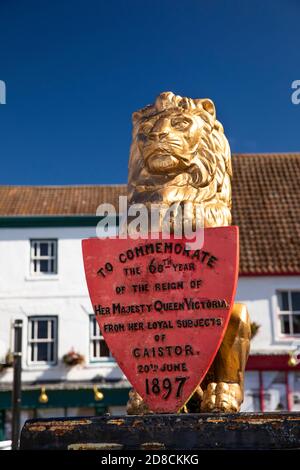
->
[82, 227, 239, 413]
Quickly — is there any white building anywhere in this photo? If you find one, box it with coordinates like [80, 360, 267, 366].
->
[0, 186, 129, 440]
[232, 153, 300, 412]
[0, 153, 300, 438]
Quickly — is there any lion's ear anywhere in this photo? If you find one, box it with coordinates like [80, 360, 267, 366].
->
[132, 111, 142, 126]
[201, 99, 216, 119]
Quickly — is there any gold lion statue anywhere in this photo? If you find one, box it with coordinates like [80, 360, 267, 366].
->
[126, 91, 251, 414]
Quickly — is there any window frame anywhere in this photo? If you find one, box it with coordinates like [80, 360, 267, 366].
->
[28, 316, 58, 366]
[89, 315, 113, 363]
[30, 239, 58, 276]
[276, 290, 300, 339]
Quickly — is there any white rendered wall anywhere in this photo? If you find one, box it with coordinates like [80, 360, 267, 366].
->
[236, 276, 300, 353]
[236, 276, 300, 412]
[0, 226, 125, 384]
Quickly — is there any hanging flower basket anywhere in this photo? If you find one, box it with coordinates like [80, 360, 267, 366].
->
[5, 350, 14, 367]
[0, 350, 14, 372]
[62, 349, 85, 367]
[250, 322, 261, 340]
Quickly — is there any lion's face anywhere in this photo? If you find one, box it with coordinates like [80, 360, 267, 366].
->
[136, 110, 205, 176]
[128, 92, 232, 227]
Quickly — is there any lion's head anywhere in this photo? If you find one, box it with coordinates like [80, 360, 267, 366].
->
[127, 91, 232, 227]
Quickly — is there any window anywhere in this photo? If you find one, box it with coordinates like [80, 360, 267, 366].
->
[89, 316, 111, 361]
[28, 317, 57, 365]
[30, 239, 57, 275]
[277, 291, 300, 336]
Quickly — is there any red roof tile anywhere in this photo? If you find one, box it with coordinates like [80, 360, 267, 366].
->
[0, 185, 127, 216]
[231, 154, 300, 275]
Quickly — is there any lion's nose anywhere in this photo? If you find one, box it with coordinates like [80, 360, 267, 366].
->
[148, 132, 169, 142]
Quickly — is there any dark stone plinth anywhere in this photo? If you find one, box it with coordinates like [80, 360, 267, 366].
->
[20, 412, 300, 450]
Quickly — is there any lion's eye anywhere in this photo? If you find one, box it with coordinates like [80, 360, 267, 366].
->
[171, 118, 191, 130]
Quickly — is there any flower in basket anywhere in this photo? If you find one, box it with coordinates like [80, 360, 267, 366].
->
[62, 348, 85, 366]
[0, 349, 14, 372]
[5, 350, 14, 367]
[250, 322, 261, 340]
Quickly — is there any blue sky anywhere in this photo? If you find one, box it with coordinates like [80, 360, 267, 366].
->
[0, 0, 299, 185]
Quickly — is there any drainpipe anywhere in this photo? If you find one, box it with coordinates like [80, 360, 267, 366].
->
[259, 371, 265, 412]
[11, 319, 23, 450]
[285, 371, 292, 411]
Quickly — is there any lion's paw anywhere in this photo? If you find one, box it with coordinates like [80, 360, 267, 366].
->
[126, 389, 152, 415]
[200, 382, 242, 413]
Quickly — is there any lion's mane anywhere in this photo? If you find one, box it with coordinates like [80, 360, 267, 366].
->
[127, 91, 232, 227]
